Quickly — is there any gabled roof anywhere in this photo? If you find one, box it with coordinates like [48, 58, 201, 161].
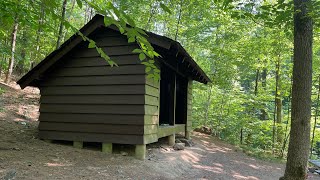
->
[17, 14, 211, 89]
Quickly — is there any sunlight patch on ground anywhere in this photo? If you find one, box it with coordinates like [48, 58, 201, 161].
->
[193, 164, 224, 174]
[232, 171, 260, 180]
[45, 162, 73, 167]
[181, 151, 201, 163]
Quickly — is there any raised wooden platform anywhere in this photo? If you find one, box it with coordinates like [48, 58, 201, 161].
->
[157, 124, 185, 138]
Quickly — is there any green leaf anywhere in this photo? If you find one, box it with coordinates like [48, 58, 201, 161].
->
[132, 49, 142, 53]
[139, 53, 146, 60]
[104, 16, 113, 27]
[128, 37, 135, 43]
[160, 3, 171, 14]
[88, 41, 95, 48]
[76, 0, 82, 9]
[146, 67, 151, 73]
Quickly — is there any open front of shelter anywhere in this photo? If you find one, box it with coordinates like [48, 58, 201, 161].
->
[17, 14, 210, 160]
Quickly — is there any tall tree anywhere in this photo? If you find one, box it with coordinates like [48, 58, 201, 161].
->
[280, 0, 313, 179]
[5, 16, 18, 83]
[56, 0, 67, 49]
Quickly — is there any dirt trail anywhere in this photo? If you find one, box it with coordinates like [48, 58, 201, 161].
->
[0, 82, 318, 179]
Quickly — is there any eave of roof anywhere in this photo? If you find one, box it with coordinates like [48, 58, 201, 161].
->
[17, 14, 211, 89]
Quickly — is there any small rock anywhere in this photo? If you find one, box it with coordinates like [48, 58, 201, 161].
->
[20, 122, 27, 126]
[178, 138, 193, 147]
[173, 143, 185, 151]
[120, 151, 128, 156]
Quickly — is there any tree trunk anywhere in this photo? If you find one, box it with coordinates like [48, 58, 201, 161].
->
[56, 0, 68, 49]
[310, 75, 320, 157]
[15, 29, 27, 75]
[275, 57, 283, 144]
[174, 0, 183, 41]
[260, 67, 268, 120]
[280, 0, 313, 179]
[5, 17, 19, 84]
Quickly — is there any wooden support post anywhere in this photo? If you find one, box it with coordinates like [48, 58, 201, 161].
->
[185, 131, 191, 140]
[73, 141, 83, 149]
[102, 143, 112, 153]
[135, 144, 146, 160]
[168, 134, 175, 146]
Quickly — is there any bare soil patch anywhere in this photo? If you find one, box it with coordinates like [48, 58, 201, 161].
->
[0, 82, 318, 179]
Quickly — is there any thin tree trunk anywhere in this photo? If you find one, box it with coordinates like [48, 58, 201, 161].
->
[254, 69, 259, 96]
[275, 57, 283, 144]
[174, 0, 183, 41]
[33, 1, 45, 67]
[56, 0, 68, 49]
[16, 29, 27, 75]
[204, 85, 213, 126]
[280, 0, 313, 179]
[260, 67, 268, 120]
[5, 17, 19, 83]
[281, 77, 292, 158]
[62, 0, 76, 42]
[310, 75, 320, 158]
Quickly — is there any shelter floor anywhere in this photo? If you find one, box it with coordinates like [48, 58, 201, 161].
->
[0, 82, 318, 179]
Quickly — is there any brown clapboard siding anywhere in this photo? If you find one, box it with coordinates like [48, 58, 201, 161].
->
[39, 113, 145, 125]
[93, 35, 131, 47]
[39, 104, 155, 115]
[61, 55, 141, 67]
[40, 85, 158, 96]
[39, 131, 144, 144]
[72, 45, 137, 58]
[40, 85, 146, 95]
[39, 122, 145, 135]
[51, 65, 146, 77]
[41, 95, 144, 105]
[39, 113, 158, 125]
[41, 74, 147, 86]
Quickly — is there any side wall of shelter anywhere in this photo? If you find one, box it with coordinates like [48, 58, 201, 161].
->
[37, 28, 154, 145]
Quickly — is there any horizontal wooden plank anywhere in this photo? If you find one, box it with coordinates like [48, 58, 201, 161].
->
[39, 131, 144, 144]
[94, 36, 131, 47]
[145, 95, 159, 106]
[89, 27, 121, 38]
[51, 65, 146, 77]
[40, 95, 146, 105]
[144, 134, 158, 144]
[40, 104, 153, 115]
[41, 75, 147, 86]
[73, 45, 137, 58]
[39, 122, 145, 135]
[144, 115, 158, 125]
[146, 85, 159, 97]
[40, 85, 146, 95]
[145, 105, 158, 116]
[157, 124, 186, 138]
[144, 125, 158, 135]
[61, 55, 141, 67]
[39, 113, 145, 125]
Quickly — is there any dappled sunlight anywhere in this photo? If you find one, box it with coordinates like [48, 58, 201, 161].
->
[232, 171, 260, 180]
[212, 163, 224, 167]
[181, 150, 201, 163]
[248, 164, 260, 170]
[193, 164, 224, 174]
[45, 162, 73, 167]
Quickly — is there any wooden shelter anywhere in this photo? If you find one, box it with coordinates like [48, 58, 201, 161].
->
[17, 15, 211, 159]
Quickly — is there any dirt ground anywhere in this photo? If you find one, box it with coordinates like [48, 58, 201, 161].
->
[0, 82, 318, 180]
